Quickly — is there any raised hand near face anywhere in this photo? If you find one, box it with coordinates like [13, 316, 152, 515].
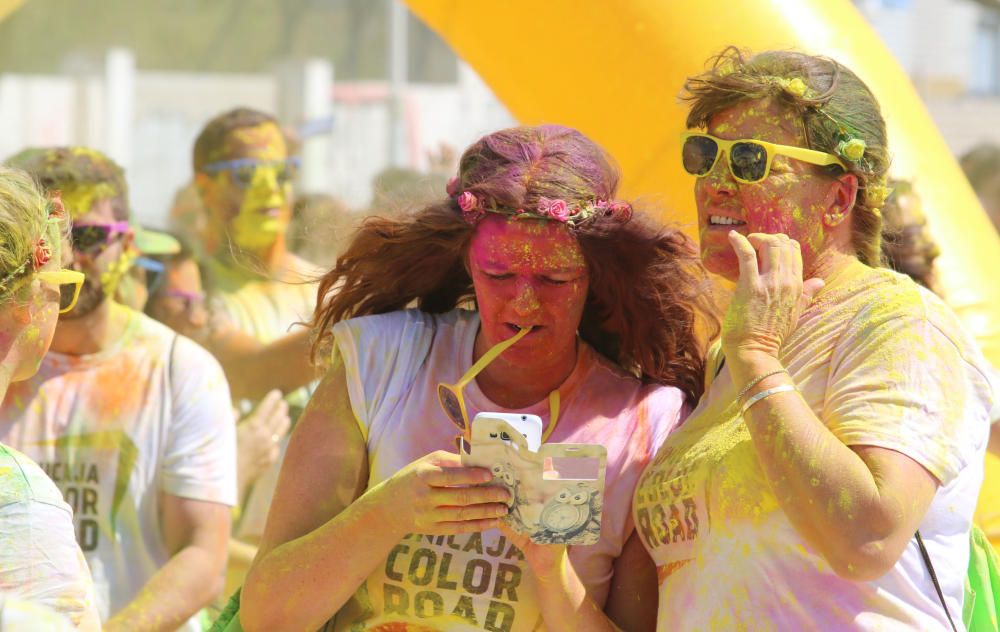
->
[721, 231, 825, 361]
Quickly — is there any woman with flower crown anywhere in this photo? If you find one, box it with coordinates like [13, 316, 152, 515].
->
[0, 166, 99, 630]
[631, 48, 996, 630]
[239, 124, 719, 631]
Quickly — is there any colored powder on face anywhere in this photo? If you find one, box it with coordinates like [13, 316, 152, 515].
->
[98, 250, 135, 298]
[211, 123, 292, 252]
[59, 185, 120, 221]
[230, 173, 290, 250]
[217, 123, 287, 164]
[696, 97, 842, 276]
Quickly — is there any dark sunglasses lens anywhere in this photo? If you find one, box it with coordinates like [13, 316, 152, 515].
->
[730, 142, 768, 182]
[437, 385, 466, 430]
[71, 226, 111, 251]
[233, 166, 257, 188]
[58, 283, 77, 311]
[682, 136, 719, 176]
[275, 165, 295, 186]
[146, 269, 165, 294]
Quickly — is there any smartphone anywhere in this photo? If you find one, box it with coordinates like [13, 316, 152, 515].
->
[472, 412, 543, 452]
[462, 416, 608, 545]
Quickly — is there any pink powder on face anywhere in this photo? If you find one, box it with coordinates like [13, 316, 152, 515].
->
[695, 98, 838, 280]
[467, 214, 588, 370]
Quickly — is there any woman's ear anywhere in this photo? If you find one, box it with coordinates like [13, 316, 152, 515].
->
[823, 173, 859, 228]
[7, 298, 32, 327]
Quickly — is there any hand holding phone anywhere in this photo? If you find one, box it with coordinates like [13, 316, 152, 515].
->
[462, 415, 606, 545]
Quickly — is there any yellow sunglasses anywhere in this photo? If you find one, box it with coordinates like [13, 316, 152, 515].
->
[36, 269, 85, 314]
[681, 132, 847, 184]
[438, 326, 561, 453]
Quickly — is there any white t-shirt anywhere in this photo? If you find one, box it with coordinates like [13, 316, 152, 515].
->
[634, 264, 995, 631]
[0, 306, 237, 629]
[204, 253, 318, 415]
[0, 595, 75, 632]
[0, 443, 99, 628]
[327, 308, 685, 632]
[205, 254, 317, 540]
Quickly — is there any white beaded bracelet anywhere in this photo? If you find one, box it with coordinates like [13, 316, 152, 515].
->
[739, 384, 797, 417]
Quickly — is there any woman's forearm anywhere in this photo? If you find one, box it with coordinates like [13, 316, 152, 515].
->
[728, 351, 913, 579]
[531, 549, 622, 632]
[241, 482, 405, 631]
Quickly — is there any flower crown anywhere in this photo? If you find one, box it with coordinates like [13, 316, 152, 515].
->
[0, 193, 65, 297]
[763, 74, 872, 168]
[446, 177, 632, 227]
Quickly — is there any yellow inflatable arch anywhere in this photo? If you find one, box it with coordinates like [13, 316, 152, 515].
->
[405, 0, 1000, 540]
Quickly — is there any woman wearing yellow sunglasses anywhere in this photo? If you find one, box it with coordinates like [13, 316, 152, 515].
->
[0, 166, 97, 629]
[635, 48, 995, 631]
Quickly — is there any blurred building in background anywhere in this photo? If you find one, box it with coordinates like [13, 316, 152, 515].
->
[0, 0, 514, 227]
[0, 0, 995, 227]
[857, 0, 1000, 154]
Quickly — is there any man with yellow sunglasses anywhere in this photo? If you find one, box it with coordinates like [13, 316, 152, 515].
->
[0, 147, 236, 632]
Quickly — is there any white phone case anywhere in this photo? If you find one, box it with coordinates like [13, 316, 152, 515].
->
[472, 412, 543, 451]
[462, 417, 607, 545]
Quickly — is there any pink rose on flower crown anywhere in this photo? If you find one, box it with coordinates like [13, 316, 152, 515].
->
[446, 176, 460, 197]
[609, 201, 633, 222]
[456, 191, 478, 212]
[32, 238, 52, 270]
[461, 207, 487, 225]
[538, 198, 571, 222]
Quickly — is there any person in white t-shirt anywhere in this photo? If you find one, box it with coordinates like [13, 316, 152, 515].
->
[633, 48, 995, 631]
[192, 107, 318, 415]
[0, 147, 237, 632]
[0, 167, 100, 630]
[240, 124, 721, 631]
[191, 108, 320, 554]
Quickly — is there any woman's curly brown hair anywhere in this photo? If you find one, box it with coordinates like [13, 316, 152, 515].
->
[312, 125, 719, 403]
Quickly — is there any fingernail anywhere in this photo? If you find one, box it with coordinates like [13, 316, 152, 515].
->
[497, 506, 508, 516]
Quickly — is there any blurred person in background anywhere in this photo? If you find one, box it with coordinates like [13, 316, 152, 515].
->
[113, 226, 181, 311]
[168, 182, 210, 263]
[287, 193, 352, 269]
[142, 239, 292, 511]
[192, 107, 321, 553]
[139, 238, 291, 597]
[960, 143, 1000, 235]
[0, 167, 100, 630]
[193, 106, 318, 413]
[880, 179, 942, 295]
[0, 147, 236, 632]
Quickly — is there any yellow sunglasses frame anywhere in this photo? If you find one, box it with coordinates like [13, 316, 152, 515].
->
[36, 269, 85, 314]
[681, 132, 847, 184]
